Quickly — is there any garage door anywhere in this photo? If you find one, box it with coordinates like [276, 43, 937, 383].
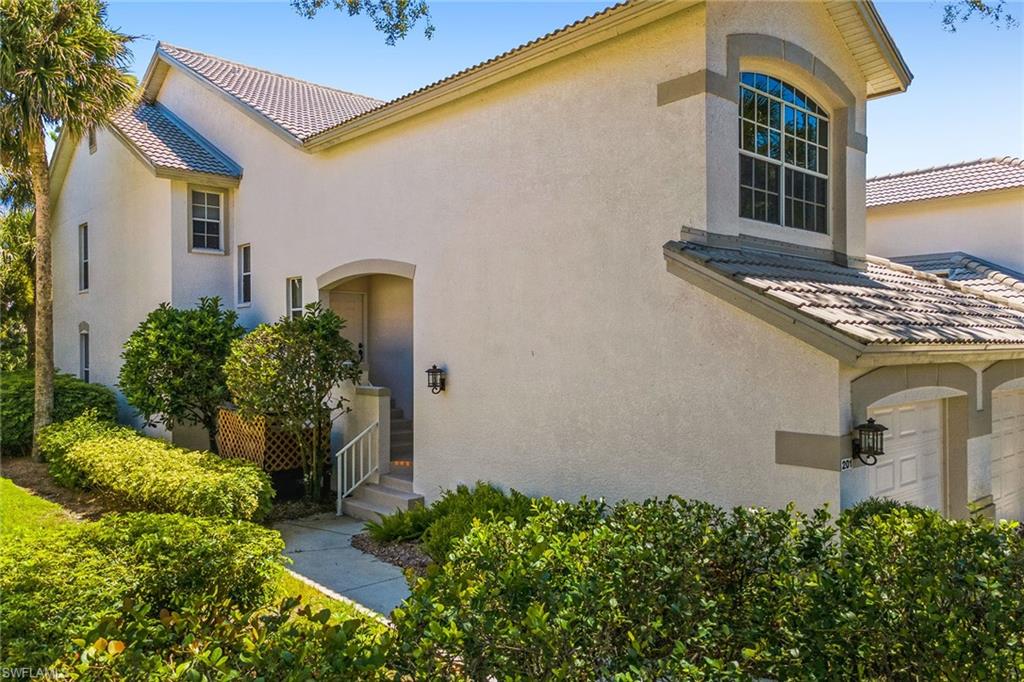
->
[867, 399, 943, 512]
[991, 389, 1024, 522]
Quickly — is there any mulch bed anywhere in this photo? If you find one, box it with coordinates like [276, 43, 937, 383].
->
[0, 456, 116, 520]
[351, 532, 432, 575]
[266, 498, 335, 522]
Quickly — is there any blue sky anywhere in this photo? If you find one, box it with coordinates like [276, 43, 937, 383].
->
[106, 1, 1023, 176]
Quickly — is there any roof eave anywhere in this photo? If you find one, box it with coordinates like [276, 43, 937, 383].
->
[663, 242, 1024, 370]
[105, 121, 241, 188]
[860, 1, 914, 98]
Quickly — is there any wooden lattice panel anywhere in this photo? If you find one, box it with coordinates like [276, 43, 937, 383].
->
[216, 408, 330, 472]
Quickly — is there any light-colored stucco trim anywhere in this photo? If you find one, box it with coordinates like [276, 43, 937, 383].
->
[316, 259, 416, 291]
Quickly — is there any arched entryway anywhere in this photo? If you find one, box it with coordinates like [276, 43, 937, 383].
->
[318, 260, 415, 471]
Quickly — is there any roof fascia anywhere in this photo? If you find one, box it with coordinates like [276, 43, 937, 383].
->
[49, 129, 77, 206]
[304, 0, 700, 152]
[858, 1, 913, 96]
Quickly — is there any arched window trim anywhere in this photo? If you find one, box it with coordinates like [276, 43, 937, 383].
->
[738, 71, 830, 235]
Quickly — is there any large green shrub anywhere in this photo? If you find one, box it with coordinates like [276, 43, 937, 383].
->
[392, 497, 1024, 680]
[53, 425, 274, 521]
[118, 297, 244, 453]
[0, 513, 284, 670]
[0, 371, 117, 455]
[56, 595, 392, 680]
[366, 482, 535, 561]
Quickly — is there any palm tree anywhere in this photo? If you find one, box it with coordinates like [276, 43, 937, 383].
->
[0, 0, 135, 459]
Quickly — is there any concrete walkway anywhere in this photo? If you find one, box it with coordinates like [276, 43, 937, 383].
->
[274, 514, 410, 615]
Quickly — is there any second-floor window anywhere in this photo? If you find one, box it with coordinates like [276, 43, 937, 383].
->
[88, 125, 97, 154]
[191, 189, 224, 252]
[287, 277, 303, 319]
[78, 223, 89, 292]
[738, 72, 829, 234]
[238, 244, 251, 305]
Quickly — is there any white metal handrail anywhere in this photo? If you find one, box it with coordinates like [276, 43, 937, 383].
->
[336, 420, 379, 514]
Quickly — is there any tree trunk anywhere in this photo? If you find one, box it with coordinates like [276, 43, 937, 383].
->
[28, 127, 54, 462]
[205, 413, 220, 454]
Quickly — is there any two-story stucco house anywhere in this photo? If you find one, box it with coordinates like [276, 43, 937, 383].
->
[49, 0, 1024, 521]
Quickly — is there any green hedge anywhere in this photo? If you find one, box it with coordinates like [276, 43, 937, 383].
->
[42, 415, 274, 521]
[0, 371, 118, 455]
[392, 497, 1024, 680]
[0, 513, 284, 670]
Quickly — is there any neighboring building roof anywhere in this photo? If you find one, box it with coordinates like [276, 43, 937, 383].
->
[665, 242, 1024, 353]
[154, 43, 384, 144]
[109, 102, 241, 181]
[866, 157, 1024, 207]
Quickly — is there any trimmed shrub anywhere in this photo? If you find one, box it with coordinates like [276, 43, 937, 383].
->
[365, 482, 535, 561]
[57, 430, 274, 521]
[392, 497, 1024, 680]
[56, 595, 392, 680]
[0, 513, 284, 670]
[38, 411, 135, 487]
[0, 371, 118, 455]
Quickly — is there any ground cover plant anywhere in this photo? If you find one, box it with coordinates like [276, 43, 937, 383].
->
[365, 481, 534, 560]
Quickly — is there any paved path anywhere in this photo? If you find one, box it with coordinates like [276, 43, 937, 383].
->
[274, 514, 410, 615]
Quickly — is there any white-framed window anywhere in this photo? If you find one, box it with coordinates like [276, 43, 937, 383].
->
[88, 125, 96, 154]
[738, 72, 830, 234]
[286, 277, 303, 319]
[78, 223, 89, 292]
[79, 328, 90, 383]
[238, 244, 252, 306]
[190, 189, 225, 252]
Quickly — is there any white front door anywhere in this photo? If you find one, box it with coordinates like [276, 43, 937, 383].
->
[868, 399, 943, 512]
[991, 389, 1024, 522]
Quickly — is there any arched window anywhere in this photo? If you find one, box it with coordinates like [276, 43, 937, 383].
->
[738, 72, 829, 233]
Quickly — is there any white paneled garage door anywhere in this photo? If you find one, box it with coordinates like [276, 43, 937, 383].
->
[867, 399, 943, 512]
[991, 389, 1024, 522]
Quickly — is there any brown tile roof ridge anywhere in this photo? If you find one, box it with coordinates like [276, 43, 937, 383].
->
[157, 42, 384, 104]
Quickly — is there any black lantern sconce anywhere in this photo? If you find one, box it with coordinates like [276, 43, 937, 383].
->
[426, 364, 446, 394]
[852, 418, 888, 466]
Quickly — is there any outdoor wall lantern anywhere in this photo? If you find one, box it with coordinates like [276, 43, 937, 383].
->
[852, 418, 888, 466]
[426, 364, 446, 394]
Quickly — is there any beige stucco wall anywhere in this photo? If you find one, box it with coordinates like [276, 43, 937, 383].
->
[866, 189, 1024, 273]
[143, 2, 854, 511]
[51, 127, 173, 426]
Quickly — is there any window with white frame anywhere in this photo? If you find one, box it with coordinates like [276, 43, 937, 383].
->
[88, 125, 97, 154]
[79, 328, 90, 383]
[287, 277, 303, 319]
[78, 223, 89, 291]
[738, 72, 829, 234]
[238, 244, 252, 305]
[190, 189, 224, 251]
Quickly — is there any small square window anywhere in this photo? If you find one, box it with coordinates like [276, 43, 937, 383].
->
[190, 189, 225, 253]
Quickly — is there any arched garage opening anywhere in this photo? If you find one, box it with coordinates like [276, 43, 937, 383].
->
[991, 377, 1024, 522]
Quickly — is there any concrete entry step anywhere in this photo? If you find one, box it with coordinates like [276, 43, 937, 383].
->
[341, 497, 394, 523]
[380, 471, 414, 493]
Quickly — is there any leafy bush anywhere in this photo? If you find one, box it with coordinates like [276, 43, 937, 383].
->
[0, 371, 117, 455]
[0, 513, 284, 670]
[118, 297, 244, 453]
[38, 411, 135, 487]
[365, 482, 535, 560]
[56, 595, 392, 680]
[57, 428, 274, 521]
[392, 497, 1024, 680]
